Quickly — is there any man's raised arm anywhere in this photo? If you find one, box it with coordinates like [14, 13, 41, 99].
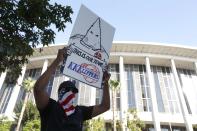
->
[34, 48, 66, 110]
[91, 71, 111, 117]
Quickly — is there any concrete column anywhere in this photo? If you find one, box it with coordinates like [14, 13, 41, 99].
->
[0, 71, 7, 91]
[145, 57, 161, 131]
[5, 65, 27, 119]
[41, 59, 49, 74]
[194, 62, 197, 75]
[171, 59, 193, 131]
[119, 56, 127, 131]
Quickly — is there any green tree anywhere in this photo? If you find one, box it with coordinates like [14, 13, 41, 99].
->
[84, 117, 105, 131]
[0, 116, 12, 131]
[127, 109, 145, 131]
[23, 119, 40, 131]
[109, 80, 120, 131]
[15, 101, 40, 130]
[0, 0, 73, 81]
[16, 77, 36, 131]
[23, 102, 40, 124]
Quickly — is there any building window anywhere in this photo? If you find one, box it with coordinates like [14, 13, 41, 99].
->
[125, 64, 157, 112]
[116, 91, 120, 110]
[46, 67, 58, 97]
[152, 66, 180, 113]
[159, 66, 180, 114]
[152, 66, 165, 112]
[125, 64, 136, 109]
[109, 64, 120, 80]
[0, 71, 17, 114]
[95, 88, 102, 105]
[164, 67, 180, 113]
[24, 68, 41, 96]
[48, 66, 70, 100]
[143, 124, 154, 131]
[78, 83, 92, 106]
[0, 85, 13, 114]
[177, 68, 197, 115]
[160, 125, 186, 131]
[108, 64, 120, 110]
[27, 68, 42, 79]
[139, 65, 152, 112]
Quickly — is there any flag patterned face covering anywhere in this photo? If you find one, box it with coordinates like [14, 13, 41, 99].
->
[58, 89, 76, 116]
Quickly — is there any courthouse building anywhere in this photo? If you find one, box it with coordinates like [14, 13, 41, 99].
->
[0, 41, 197, 131]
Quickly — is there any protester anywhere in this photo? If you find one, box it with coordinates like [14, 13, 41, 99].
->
[34, 47, 110, 131]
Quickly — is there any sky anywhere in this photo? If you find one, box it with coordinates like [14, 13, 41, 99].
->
[50, 0, 197, 47]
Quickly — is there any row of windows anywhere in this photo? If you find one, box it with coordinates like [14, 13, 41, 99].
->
[143, 124, 186, 131]
[0, 64, 197, 115]
[108, 64, 197, 115]
[152, 66, 180, 113]
[178, 69, 197, 114]
[101, 124, 186, 131]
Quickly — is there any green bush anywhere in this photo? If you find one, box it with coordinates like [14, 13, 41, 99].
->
[14, 101, 41, 130]
[127, 109, 145, 131]
[22, 102, 41, 131]
[23, 119, 40, 131]
[84, 117, 105, 131]
[0, 117, 12, 131]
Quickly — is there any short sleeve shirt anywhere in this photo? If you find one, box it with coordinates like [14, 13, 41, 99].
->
[39, 98, 93, 131]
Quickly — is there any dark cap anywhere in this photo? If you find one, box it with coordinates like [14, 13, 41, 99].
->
[58, 81, 78, 93]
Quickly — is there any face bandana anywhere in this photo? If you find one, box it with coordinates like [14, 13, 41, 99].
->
[58, 90, 76, 116]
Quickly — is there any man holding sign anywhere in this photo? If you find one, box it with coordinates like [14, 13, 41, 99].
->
[34, 4, 115, 131]
[34, 47, 110, 131]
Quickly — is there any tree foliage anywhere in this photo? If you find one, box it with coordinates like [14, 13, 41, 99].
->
[0, 116, 12, 131]
[23, 101, 40, 123]
[109, 80, 120, 91]
[22, 77, 36, 92]
[84, 117, 105, 131]
[127, 109, 145, 131]
[109, 79, 120, 131]
[116, 120, 123, 131]
[23, 119, 40, 131]
[0, 0, 73, 81]
[15, 101, 40, 125]
[16, 77, 36, 131]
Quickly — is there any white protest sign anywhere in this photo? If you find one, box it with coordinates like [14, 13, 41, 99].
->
[61, 5, 115, 88]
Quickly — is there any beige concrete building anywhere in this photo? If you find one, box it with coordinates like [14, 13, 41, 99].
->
[0, 41, 197, 131]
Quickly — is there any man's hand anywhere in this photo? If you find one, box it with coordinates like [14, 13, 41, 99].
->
[103, 71, 111, 85]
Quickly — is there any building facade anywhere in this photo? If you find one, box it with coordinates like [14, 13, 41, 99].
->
[0, 42, 197, 131]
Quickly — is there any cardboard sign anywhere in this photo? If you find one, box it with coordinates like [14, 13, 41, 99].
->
[61, 5, 115, 88]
